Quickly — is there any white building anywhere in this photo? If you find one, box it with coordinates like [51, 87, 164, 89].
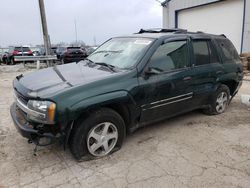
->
[162, 0, 249, 53]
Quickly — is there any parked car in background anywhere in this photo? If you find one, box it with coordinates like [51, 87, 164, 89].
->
[55, 47, 66, 60]
[6, 46, 33, 65]
[86, 46, 97, 56]
[1, 52, 9, 64]
[10, 29, 243, 160]
[0, 52, 4, 64]
[33, 47, 45, 56]
[60, 47, 87, 63]
[51, 47, 57, 55]
[0, 48, 9, 64]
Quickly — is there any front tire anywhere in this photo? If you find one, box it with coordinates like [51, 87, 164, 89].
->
[204, 84, 230, 115]
[69, 108, 125, 160]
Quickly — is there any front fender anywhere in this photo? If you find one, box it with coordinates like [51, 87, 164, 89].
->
[68, 90, 137, 120]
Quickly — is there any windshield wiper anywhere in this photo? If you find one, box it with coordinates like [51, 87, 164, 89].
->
[84, 57, 94, 64]
[95, 62, 116, 72]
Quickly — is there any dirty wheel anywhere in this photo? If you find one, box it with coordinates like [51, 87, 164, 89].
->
[87, 122, 118, 157]
[203, 84, 230, 115]
[69, 108, 125, 161]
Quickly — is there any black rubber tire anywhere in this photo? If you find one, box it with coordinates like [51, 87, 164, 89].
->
[203, 84, 230, 115]
[10, 58, 15, 65]
[69, 108, 126, 161]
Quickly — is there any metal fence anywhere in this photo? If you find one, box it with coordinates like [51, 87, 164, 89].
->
[14, 55, 57, 69]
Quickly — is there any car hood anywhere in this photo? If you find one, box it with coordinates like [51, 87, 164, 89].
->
[14, 61, 118, 98]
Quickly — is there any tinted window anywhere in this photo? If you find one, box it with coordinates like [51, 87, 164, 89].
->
[216, 39, 240, 62]
[208, 41, 219, 63]
[193, 41, 209, 66]
[149, 41, 188, 72]
[14, 47, 30, 52]
[67, 47, 81, 52]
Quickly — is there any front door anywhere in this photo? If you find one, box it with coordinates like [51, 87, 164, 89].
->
[139, 39, 194, 123]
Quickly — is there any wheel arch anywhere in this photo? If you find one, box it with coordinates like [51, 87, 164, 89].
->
[220, 80, 238, 96]
[69, 90, 139, 134]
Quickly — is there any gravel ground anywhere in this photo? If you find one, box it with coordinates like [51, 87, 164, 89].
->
[0, 69, 250, 188]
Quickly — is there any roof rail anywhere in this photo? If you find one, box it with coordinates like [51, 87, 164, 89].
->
[137, 28, 187, 34]
[220, 34, 227, 38]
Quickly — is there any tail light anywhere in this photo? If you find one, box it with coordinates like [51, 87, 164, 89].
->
[13, 50, 19, 55]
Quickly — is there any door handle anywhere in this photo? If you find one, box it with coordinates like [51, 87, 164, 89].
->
[183, 76, 192, 81]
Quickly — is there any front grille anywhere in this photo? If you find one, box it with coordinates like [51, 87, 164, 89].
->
[14, 90, 28, 105]
[16, 106, 28, 125]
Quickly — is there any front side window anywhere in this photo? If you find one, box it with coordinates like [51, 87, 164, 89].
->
[148, 40, 189, 72]
[88, 38, 154, 69]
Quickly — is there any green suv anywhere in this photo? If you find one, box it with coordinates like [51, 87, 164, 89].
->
[10, 29, 243, 160]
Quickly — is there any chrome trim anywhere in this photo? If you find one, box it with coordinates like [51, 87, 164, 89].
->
[141, 92, 193, 108]
[15, 97, 46, 118]
[151, 92, 193, 105]
[143, 96, 193, 111]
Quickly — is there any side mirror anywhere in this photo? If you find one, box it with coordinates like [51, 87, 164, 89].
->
[143, 67, 159, 79]
[145, 67, 160, 75]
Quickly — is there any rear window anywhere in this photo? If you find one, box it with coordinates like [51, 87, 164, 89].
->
[215, 39, 240, 62]
[14, 47, 30, 52]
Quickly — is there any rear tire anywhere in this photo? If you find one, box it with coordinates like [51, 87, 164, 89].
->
[69, 108, 125, 161]
[203, 84, 230, 115]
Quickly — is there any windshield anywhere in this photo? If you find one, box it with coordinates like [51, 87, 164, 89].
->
[87, 38, 153, 69]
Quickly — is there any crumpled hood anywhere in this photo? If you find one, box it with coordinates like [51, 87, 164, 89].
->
[14, 62, 116, 98]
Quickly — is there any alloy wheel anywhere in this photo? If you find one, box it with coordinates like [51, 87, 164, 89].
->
[87, 122, 118, 157]
[215, 91, 228, 113]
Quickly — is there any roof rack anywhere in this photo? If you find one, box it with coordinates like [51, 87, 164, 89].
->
[220, 34, 227, 38]
[137, 28, 187, 34]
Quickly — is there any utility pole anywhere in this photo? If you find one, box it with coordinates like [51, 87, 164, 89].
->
[93, 36, 96, 46]
[74, 19, 78, 46]
[38, 0, 51, 66]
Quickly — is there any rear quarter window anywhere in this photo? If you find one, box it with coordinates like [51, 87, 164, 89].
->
[215, 39, 240, 63]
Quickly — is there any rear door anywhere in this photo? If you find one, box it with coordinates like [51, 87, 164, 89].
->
[191, 39, 222, 105]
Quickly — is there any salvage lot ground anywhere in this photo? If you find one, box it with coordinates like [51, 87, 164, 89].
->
[0, 69, 250, 188]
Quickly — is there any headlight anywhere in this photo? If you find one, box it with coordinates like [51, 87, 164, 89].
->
[27, 100, 56, 124]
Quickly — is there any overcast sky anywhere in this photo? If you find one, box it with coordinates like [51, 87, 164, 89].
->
[0, 0, 162, 47]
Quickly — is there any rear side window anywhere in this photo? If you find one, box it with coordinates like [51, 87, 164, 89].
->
[193, 41, 210, 66]
[207, 41, 220, 64]
[216, 39, 240, 62]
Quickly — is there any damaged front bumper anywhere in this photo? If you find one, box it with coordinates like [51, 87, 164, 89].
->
[10, 103, 63, 146]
